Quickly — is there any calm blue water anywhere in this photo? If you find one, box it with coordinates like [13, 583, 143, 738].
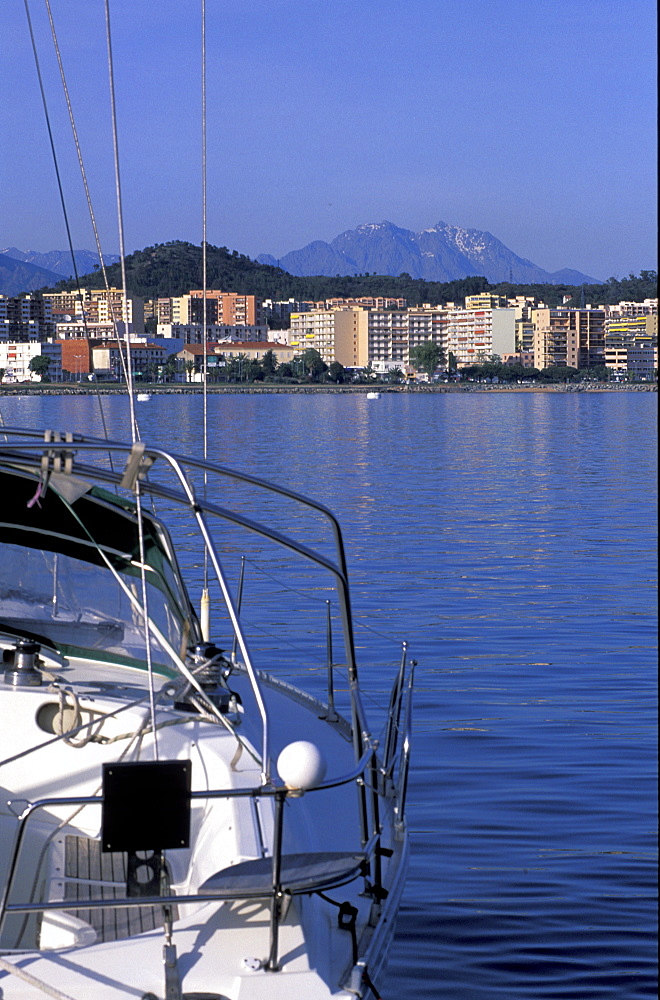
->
[1, 390, 657, 999]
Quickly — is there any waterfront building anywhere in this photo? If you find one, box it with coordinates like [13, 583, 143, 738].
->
[531, 307, 606, 370]
[446, 307, 516, 365]
[60, 339, 93, 378]
[290, 308, 369, 367]
[0, 340, 61, 381]
[502, 352, 535, 369]
[0, 294, 54, 342]
[175, 291, 264, 327]
[176, 341, 294, 378]
[90, 341, 167, 380]
[605, 316, 658, 377]
[156, 322, 269, 343]
[43, 288, 144, 335]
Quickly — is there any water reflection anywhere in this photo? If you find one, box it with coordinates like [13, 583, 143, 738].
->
[1, 390, 656, 1000]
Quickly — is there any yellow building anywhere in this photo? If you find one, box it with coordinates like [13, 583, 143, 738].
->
[289, 309, 369, 367]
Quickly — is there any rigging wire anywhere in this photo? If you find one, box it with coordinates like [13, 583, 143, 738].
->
[23, 0, 113, 455]
[103, 0, 158, 753]
[42, 0, 132, 405]
[200, 0, 211, 636]
[103, 0, 138, 444]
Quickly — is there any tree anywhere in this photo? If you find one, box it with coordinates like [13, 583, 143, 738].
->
[387, 366, 404, 384]
[538, 365, 580, 382]
[409, 340, 445, 379]
[29, 355, 51, 381]
[184, 359, 195, 383]
[246, 359, 264, 381]
[300, 348, 328, 381]
[327, 361, 346, 383]
[163, 355, 178, 382]
[261, 349, 278, 376]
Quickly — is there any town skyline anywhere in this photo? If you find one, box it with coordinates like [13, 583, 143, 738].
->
[2, 0, 657, 280]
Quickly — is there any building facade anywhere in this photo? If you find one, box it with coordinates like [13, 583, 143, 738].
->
[43, 288, 144, 335]
[532, 308, 606, 370]
[0, 295, 54, 342]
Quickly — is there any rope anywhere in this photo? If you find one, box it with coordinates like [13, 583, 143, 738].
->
[0, 955, 78, 999]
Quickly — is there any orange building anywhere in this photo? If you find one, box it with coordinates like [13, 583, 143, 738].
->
[188, 291, 263, 326]
[59, 339, 92, 376]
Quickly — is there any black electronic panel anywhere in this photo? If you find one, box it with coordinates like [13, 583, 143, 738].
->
[101, 760, 191, 852]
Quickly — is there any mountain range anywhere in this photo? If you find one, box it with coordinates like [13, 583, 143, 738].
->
[258, 220, 602, 285]
[0, 247, 120, 296]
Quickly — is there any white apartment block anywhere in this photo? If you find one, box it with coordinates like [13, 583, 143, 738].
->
[446, 308, 516, 366]
[289, 305, 516, 370]
[368, 309, 449, 366]
[55, 320, 116, 340]
[605, 299, 658, 318]
[0, 341, 62, 381]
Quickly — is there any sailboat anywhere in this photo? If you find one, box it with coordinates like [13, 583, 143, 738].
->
[0, 6, 412, 997]
[0, 428, 413, 999]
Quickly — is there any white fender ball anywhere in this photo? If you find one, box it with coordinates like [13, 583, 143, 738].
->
[277, 740, 327, 790]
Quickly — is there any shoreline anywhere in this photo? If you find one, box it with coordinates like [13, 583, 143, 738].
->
[0, 383, 656, 397]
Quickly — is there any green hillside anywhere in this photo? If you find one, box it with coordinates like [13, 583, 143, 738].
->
[44, 240, 657, 309]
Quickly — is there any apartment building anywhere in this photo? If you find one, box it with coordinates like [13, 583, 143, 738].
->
[323, 296, 407, 310]
[465, 293, 508, 310]
[368, 308, 450, 366]
[55, 319, 116, 340]
[0, 340, 61, 380]
[289, 309, 369, 367]
[532, 308, 606, 370]
[446, 307, 516, 365]
[183, 291, 264, 327]
[156, 323, 268, 344]
[605, 298, 658, 319]
[43, 288, 144, 335]
[605, 316, 658, 375]
[0, 295, 54, 342]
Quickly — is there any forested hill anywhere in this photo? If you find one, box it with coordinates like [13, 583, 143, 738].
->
[44, 240, 658, 308]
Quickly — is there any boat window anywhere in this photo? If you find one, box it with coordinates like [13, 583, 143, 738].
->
[0, 542, 187, 672]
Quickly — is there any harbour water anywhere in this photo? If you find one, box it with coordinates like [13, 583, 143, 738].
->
[1, 390, 657, 999]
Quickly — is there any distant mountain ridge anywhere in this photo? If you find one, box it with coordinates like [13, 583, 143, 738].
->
[0, 247, 122, 296]
[0, 255, 63, 296]
[258, 220, 602, 285]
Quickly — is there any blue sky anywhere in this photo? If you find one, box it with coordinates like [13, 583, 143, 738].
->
[2, 0, 657, 280]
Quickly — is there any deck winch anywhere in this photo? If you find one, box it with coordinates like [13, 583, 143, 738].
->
[3, 639, 43, 687]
